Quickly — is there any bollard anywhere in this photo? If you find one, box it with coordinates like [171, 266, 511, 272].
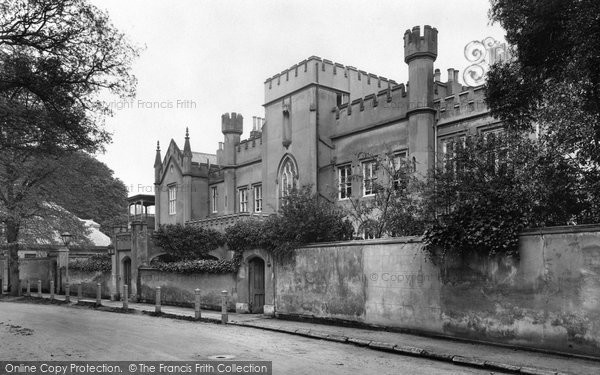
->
[17, 280, 21, 297]
[194, 288, 201, 320]
[37, 280, 42, 298]
[65, 283, 70, 303]
[155, 287, 161, 314]
[96, 283, 101, 305]
[50, 280, 54, 300]
[77, 283, 83, 302]
[221, 290, 228, 324]
[26, 280, 30, 297]
[123, 285, 128, 309]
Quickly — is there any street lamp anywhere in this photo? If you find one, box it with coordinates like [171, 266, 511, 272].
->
[60, 232, 72, 288]
[61, 232, 72, 247]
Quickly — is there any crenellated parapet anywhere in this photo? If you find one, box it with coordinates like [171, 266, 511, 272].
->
[334, 83, 410, 132]
[434, 84, 489, 122]
[236, 131, 263, 164]
[222, 112, 243, 135]
[404, 25, 438, 63]
[264, 56, 399, 104]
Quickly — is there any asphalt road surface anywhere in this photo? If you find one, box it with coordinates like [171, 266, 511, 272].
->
[0, 302, 504, 374]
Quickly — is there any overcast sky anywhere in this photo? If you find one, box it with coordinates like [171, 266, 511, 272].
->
[91, 0, 506, 197]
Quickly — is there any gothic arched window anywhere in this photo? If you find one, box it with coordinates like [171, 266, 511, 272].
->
[278, 155, 298, 199]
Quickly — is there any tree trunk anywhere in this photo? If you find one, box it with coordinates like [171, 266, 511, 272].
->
[5, 221, 20, 296]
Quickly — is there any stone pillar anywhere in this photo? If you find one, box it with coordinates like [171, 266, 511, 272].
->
[194, 288, 201, 320]
[78, 283, 83, 301]
[155, 287, 161, 314]
[26, 280, 30, 297]
[50, 280, 54, 300]
[221, 290, 228, 324]
[37, 280, 42, 297]
[123, 285, 129, 309]
[96, 283, 101, 305]
[65, 283, 70, 303]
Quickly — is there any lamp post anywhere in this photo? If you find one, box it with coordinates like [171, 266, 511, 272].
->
[59, 232, 72, 291]
[107, 245, 115, 301]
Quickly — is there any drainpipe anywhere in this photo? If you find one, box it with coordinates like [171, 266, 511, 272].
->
[315, 62, 320, 197]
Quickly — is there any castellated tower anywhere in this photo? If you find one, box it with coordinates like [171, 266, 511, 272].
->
[404, 25, 437, 176]
[221, 112, 243, 214]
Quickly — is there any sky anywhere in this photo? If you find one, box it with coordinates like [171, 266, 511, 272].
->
[90, 0, 506, 196]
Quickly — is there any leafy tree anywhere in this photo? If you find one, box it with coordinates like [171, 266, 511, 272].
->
[486, 0, 600, 220]
[344, 151, 427, 239]
[423, 132, 587, 260]
[224, 186, 353, 262]
[43, 152, 128, 236]
[0, 0, 139, 294]
[152, 224, 224, 260]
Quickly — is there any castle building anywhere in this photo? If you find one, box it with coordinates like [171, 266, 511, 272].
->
[152, 25, 499, 233]
[112, 25, 503, 306]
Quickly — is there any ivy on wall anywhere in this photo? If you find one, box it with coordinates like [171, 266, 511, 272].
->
[69, 254, 111, 273]
[150, 251, 243, 274]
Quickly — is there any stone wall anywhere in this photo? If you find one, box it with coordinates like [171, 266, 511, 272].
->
[138, 267, 238, 310]
[68, 269, 112, 299]
[19, 258, 56, 292]
[274, 227, 600, 357]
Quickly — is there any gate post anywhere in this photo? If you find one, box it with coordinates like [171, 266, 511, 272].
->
[26, 280, 30, 297]
[50, 280, 55, 300]
[65, 283, 70, 303]
[77, 283, 83, 302]
[37, 280, 42, 298]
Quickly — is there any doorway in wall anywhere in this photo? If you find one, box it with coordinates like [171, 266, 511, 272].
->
[248, 257, 265, 313]
[122, 257, 131, 297]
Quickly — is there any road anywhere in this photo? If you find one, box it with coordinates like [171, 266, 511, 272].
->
[0, 302, 503, 374]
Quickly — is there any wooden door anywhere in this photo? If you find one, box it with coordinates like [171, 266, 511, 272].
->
[248, 258, 265, 313]
[123, 257, 131, 296]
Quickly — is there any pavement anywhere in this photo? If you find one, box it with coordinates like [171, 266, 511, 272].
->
[2, 293, 599, 375]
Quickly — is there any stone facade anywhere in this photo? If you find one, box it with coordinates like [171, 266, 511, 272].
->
[153, 25, 500, 233]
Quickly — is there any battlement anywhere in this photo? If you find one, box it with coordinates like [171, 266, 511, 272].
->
[404, 25, 438, 63]
[434, 85, 489, 122]
[264, 55, 399, 104]
[222, 112, 243, 135]
[334, 83, 410, 134]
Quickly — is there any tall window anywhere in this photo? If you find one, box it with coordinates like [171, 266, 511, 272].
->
[168, 185, 176, 215]
[238, 187, 248, 213]
[362, 161, 376, 196]
[279, 156, 298, 199]
[211, 186, 218, 213]
[391, 152, 407, 190]
[338, 165, 352, 200]
[254, 185, 263, 213]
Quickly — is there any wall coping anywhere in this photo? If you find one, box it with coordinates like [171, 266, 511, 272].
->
[300, 236, 423, 249]
[519, 224, 600, 236]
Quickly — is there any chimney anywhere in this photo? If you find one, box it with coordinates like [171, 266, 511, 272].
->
[252, 116, 257, 131]
[434, 69, 441, 82]
[453, 70, 459, 84]
[447, 68, 455, 82]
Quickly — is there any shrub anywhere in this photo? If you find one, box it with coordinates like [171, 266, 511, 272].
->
[69, 254, 111, 272]
[150, 251, 243, 274]
[152, 224, 224, 260]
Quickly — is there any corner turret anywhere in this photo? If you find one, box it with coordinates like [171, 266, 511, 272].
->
[404, 25, 438, 63]
[221, 112, 243, 135]
[404, 25, 438, 177]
